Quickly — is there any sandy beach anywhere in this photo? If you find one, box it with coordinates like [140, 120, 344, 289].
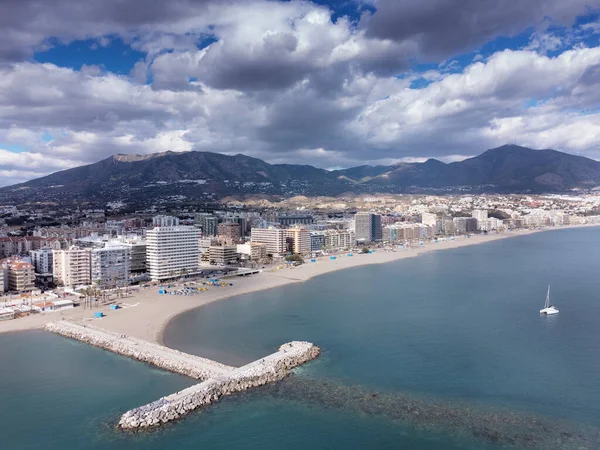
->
[0, 226, 593, 343]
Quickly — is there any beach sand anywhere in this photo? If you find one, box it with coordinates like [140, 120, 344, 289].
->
[0, 227, 589, 343]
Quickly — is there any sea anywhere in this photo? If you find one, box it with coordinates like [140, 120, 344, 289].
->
[2, 227, 600, 450]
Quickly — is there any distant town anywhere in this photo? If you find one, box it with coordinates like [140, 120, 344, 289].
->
[1, 192, 600, 321]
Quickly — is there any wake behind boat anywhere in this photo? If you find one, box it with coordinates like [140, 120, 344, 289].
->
[540, 285, 559, 315]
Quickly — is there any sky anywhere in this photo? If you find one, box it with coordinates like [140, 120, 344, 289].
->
[1, 0, 600, 186]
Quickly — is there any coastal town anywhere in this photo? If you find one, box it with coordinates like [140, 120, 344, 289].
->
[1, 192, 600, 331]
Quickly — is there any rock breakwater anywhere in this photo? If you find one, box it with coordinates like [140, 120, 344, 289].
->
[118, 341, 320, 429]
[45, 321, 320, 429]
[45, 321, 234, 379]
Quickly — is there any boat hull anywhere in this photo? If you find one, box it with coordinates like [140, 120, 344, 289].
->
[540, 307, 559, 315]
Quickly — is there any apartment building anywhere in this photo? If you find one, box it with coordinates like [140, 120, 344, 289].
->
[146, 226, 200, 281]
[284, 228, 311, 255]
[30, 248, 54, 274]
[208, 246, 238, 265]
[250, 228, 286, 255]
[91, 246, 130, 287]
[323, 230, 355, 251]
[152, 215, 180, 227]
[53, 246, 91, 287]
[0, 257, 35, 292]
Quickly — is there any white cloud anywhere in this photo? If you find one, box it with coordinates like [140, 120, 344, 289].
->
[0, 0, 600, 186]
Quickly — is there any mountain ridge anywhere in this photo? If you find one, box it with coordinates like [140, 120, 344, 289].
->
[2, 145, 600, 206]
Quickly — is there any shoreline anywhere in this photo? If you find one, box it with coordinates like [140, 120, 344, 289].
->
[1, 225, 597, 347]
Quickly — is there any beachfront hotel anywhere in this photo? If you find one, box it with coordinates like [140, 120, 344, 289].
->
[146, 226, 200, 281]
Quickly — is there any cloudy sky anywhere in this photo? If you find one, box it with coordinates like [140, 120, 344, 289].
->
[1, 0, 600, 186]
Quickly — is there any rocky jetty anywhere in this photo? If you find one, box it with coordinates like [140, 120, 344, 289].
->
[45, 321, 320, 429]
[45, 321, 234, 379]
[118, 341, 320, 429]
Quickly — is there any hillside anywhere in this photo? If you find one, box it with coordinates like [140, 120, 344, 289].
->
[2, 145, 599, 206]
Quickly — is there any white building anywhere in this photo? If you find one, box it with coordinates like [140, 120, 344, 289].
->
[30, 248, 54, 274]
[53, 246, 91, 287]
[472, 210, 488, 229]
[91, 246, 130, 287]
[250, 228, 287, 255]
[421, 212, 438, 227]
[146, 226, 200, 281]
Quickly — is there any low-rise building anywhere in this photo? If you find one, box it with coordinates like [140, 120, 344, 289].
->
[236, 243, 268, 261]
[208, 246, 238, 265]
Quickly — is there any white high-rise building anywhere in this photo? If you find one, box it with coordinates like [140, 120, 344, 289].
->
[472, 210, 488, 229]
[30, 248, 54, 274]
[146, 226, 200, 281]
[53, 246, 91, 287]
[91, 246, 130, 287]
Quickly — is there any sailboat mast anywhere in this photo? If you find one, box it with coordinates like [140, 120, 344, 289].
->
[546, 285, 550, 308]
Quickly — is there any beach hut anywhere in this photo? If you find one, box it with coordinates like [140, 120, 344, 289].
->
[94, 312, 104, 318]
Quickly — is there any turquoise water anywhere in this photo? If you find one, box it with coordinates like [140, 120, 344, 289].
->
[3, 227, 600, 449]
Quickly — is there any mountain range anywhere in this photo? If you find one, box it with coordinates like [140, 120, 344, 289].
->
[2, 145, 600, 207]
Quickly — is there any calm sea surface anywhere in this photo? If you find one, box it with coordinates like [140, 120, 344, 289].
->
[2, 227, 600, 449]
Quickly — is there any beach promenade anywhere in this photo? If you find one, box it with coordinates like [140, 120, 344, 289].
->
[0, 227, 586, 343]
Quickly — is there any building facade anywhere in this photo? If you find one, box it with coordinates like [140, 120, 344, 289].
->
[236, 243, 268, 261]
[153, 215, 180, 227]
[284, 228, 311, 254]
[30, 248, 54, 274]
[0, 258, 35, 292]
[53, 247, 91, 287]
[354, 212, 382, 242]
[250, 228, 287, 255]
[217, 223, 242, 242]
[323, 230, 355, 251]
[208, 246, 238, 265]
[277, 215, 313, 226]
[195, 213, 219, 236]
[91, 246, 131, 287]
[146, 226, 200, 281]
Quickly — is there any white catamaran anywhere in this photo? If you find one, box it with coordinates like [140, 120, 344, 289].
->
[540, 285, 559, 315]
